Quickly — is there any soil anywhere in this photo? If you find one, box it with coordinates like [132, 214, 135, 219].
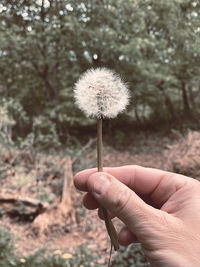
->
[0, 134, 175, 264]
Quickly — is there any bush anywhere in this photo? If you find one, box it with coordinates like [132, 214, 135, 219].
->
[166, 131, 200, 179]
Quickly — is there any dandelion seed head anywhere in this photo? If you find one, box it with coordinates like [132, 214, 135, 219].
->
[74, 68, 130, 118]
[62, 253, 73, 259]
[53, 250, 62, 255]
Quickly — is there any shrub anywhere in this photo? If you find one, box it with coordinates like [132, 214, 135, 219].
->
[166, 131, 200, 179]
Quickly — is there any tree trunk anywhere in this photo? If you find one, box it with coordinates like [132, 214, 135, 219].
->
[187, 85, 196, 109]
[181, 82, 191, 116]
[134, 97, 141, 123]
[2, 125, 12, 144]
[158, 85, 180, 122]
[59, 157, 74, 214]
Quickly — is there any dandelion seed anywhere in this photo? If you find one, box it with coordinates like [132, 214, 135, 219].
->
[74, 68, 129, 119]
[20, 258, 26, 263]
[62, 253, 73, 259]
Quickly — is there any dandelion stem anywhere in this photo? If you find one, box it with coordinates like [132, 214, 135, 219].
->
[97, 118, 103, 172]
[97, 118, 119, 253]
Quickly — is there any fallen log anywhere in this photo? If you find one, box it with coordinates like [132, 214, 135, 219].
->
[0, 194, 49, 220]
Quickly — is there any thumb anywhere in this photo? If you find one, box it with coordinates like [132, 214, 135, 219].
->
[87, 172, 163, 236]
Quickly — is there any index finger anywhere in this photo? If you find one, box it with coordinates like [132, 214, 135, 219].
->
[74, 165, 188, 196]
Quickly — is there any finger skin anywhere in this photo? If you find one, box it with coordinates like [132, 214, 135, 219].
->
[86, 172, 160, 232]
[83, 193, 99, 210]
[118, 226, 139, 246]
[74, 165, 172, 192]
[74, 165, 189, 207]
[83, 193, 116, 218]
[74, 166, 200, 266]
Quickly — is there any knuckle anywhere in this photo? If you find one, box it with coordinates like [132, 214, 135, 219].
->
[113, 188, 133, 217]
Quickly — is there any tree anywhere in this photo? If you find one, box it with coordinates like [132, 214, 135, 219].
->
[0, 0, 199, 144]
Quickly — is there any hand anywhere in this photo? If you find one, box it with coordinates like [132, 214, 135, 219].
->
[74, 165, 200, 267]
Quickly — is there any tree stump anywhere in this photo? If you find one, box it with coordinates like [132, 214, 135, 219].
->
[32, 156, 75, 235]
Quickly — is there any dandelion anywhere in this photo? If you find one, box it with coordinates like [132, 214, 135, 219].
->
[53, 250, 62, 255]
[74, 67, 130, 260]
[74, 68, 129, 119]
[62, 253, 73, 259]
[20, 258, 26, 263]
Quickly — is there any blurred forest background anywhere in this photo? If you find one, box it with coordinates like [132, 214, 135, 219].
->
[0, 0, 200, 266]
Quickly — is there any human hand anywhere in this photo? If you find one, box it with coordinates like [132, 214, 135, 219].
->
[74, 166, 200, 267]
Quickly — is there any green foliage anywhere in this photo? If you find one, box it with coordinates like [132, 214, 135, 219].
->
[0, 228, 14, 266]
[32, 115, 61, 150]
[68, 245, 100, 266]
[0, 98, 28, 147]
[0, 0, 199, 146]
[0, 228, 100, 267]
[15, 252, 68, 267]
[37, 188, 56, 204]
[112, 244, 148, 267]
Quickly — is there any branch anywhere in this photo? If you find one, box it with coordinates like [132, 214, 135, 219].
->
[72, 137, 96, 164]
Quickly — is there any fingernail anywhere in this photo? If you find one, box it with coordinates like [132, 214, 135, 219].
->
[93, 175, 111, 196]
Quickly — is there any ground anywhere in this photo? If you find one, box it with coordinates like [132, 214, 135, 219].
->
[1, 132, 198, 265]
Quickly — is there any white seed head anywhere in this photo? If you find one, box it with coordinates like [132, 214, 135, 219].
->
[74, 68, 130, 118]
